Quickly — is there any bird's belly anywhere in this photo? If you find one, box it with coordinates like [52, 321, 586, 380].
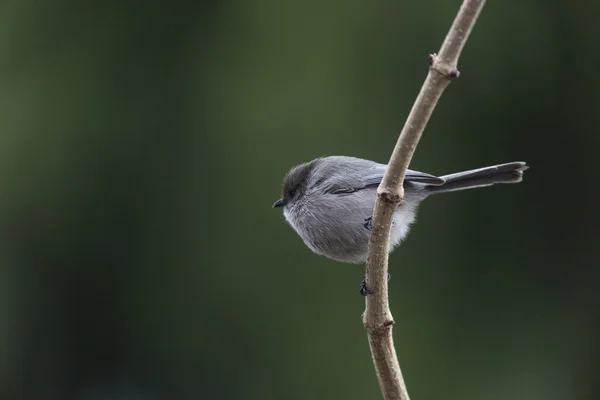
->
[389, 205, 418, 250]
[284, 192, 419, 263]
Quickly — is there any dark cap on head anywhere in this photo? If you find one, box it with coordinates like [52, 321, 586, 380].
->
[272, 158, 322, 208]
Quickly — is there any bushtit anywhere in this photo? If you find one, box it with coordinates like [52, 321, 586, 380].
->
[273, 156, 528, 263]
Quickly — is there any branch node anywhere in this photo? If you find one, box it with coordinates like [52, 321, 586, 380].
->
[378, 190, 401, 204]
[428, 53, 460, 79]
[427, 53, 436, 65]
[431, 59, 458, 79]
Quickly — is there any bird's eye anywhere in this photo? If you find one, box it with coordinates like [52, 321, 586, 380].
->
[288, 189, 296, 197]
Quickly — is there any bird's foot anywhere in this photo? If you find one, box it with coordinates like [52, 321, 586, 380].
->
[359, 280, 373, 296]
[359, 273, 391, 296]
[363, 216, 396, 231]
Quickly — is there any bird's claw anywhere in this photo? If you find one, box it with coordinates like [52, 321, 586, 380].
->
[359, 280, 374, 296]
[363, 217, 396, 231]
[359, 273, 391, 296]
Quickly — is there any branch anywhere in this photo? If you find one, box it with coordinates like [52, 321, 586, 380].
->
[362, 1, 487, 399]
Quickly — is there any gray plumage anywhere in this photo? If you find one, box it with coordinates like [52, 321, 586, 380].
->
[274, 156, 528, 263]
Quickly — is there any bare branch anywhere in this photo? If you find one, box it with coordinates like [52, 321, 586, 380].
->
[362, 1, 487, 399]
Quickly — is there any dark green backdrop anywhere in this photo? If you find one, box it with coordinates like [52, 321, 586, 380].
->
[0, 1, 598, 399]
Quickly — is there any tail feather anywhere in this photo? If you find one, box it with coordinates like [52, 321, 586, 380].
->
[427, 162, 528, 195]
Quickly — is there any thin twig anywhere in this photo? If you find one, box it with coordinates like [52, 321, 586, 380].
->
[362, 1, 487, 399]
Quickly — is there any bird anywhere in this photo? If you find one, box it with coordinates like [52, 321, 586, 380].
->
[273, 156, 528, 264]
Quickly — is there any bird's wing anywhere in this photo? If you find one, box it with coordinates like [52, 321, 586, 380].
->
[404, 169, 446, 185]
[327, 166, 445, 194]
[361, 167, 445, 187]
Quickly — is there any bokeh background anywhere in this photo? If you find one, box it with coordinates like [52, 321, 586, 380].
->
[0, 1, 598, 399]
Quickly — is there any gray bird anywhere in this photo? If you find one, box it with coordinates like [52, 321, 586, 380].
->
[273, 156, 528, 263]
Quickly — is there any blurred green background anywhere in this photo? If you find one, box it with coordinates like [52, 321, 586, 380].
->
[0, 1, 598, 399]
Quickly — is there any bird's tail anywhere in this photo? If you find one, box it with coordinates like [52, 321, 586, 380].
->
[426, 161, 528, 195]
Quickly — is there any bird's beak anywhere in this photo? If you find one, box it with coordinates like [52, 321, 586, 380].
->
[272, 198, 285, 208]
